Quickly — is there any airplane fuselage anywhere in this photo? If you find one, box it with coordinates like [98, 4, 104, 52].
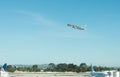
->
[67, 24, 85, 30]
[91, 72, 108, 77]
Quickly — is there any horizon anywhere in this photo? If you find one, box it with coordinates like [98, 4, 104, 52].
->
[0, 0, 120, 67]
[2, 63, 119, 68]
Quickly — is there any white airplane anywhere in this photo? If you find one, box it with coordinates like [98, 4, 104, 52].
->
[67, 24, 86, 30]
[90, 64, 109, 77]
[0, 63, 9, 77]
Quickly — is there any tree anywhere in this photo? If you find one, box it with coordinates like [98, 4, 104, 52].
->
[32, 65, 40, 72]
[56, 63, 68, 72]
[7, 65, 16, 72]
[47, 63, 56, 72]
[79, 63, 88, 72]
[67, 63, 78, 72]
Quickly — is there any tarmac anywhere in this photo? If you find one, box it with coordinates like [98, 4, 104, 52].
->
[9, 72, 89, 77]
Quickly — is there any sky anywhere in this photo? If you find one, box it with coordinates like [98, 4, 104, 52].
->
[0, 0, 120, 67]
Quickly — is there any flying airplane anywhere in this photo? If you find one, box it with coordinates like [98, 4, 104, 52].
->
[90, 64, 109, 77]
[0, 63, 9, 77]
[67, 24, 86, 30]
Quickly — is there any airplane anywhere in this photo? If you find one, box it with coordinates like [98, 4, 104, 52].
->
[90, 64, 109, 77]
[0, 63, 9, 77]
[67, 24, 86, 30]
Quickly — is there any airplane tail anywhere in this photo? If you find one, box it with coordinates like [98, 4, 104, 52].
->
[2, 63, 7, 71]
[91, 64, 95, 72]
[0, 63, 9, 77]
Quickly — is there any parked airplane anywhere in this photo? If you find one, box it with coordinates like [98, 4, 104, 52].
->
[90, 64, 109, 77]
[67, 24, 86, 30]
[0, 63, 9, 77]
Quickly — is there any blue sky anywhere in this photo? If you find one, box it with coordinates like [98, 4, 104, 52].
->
[0, 0, 120, 67]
